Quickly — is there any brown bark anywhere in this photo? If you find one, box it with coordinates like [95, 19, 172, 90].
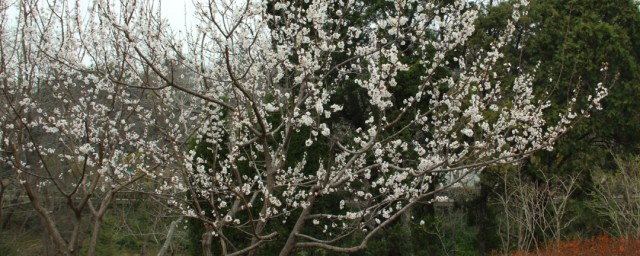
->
[202, 227, 214, 256]
[87, 190, 114, 256]
[158, 216, 184, 256]
[23, 180, 70, 255]
[86, 216, 103, 256]
[279, 194, 317, 256]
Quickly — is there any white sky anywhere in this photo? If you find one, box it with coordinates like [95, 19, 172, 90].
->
[3, 0, 198, 32]
[160, 1, 197, 35]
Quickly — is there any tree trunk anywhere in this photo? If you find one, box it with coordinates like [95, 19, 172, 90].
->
[24, 184, 69, 255]
[202, 227, 214, 256]
[158, 216, 183, 256]
[87, 215, 104, 256]
[279, 195, 317, 256]
[42, 219, 54, 256]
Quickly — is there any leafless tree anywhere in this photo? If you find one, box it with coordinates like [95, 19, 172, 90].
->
[494, 168, 578, 253]
[592, 154, 640, 238]
[0, 1, 192, 254]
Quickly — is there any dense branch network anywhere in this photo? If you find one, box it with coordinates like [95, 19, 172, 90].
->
[0, 0, 608, 255]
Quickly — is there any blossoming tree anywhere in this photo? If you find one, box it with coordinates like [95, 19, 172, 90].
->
[0, 0, 609, 255]
[0, 0, 195, 254]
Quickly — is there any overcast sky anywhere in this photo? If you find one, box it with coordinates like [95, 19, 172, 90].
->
[3, 0, 198, 32]
[160, 1, 197, 35]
